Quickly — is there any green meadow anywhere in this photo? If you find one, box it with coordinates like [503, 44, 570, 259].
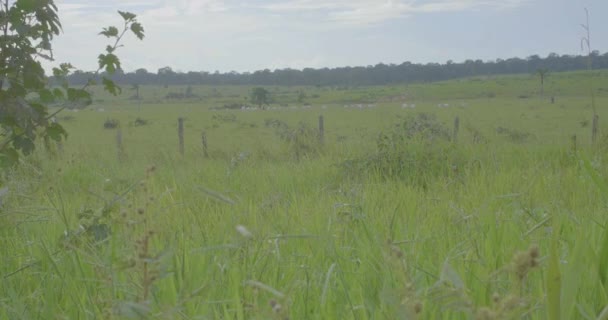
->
[3, 70, 608, 319]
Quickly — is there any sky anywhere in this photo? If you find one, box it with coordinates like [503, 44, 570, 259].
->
[47, 0, 608, 73]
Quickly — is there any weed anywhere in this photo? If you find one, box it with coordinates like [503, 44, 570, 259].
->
[104, 118, 120, 129]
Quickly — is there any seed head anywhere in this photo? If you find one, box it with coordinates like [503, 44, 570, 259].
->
[236, 225, 253, 239]
[269, 299, 282, 313]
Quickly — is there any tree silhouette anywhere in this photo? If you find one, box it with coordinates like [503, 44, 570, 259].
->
[536, 68, 549, 97]
[251, 87, 270, 109]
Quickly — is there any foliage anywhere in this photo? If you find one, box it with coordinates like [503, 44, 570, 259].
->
[250, 87, 270, 109]
[275, 121, 322, 160]
[3, 61, 608, 319]
[340, 113, 465, 187]
[165, 86, 197, 100]
[60, 51, 608, 87]
[496, 126, 533, 143]
[132, 117, 148, 127]
[0, 1, 144, 168]
[103, 118, 120, 129]
[536, 68, 549, 96]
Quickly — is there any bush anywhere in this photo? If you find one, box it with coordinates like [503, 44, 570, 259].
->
[265, 118, 321, 160]
[133, 118, 148, 126]
[339, 113, 466, 187]
[495, 126, 532, 143]
[211, 113, 237, 123]
[222, 103, 244, 110]
[103, 118, 120, 129]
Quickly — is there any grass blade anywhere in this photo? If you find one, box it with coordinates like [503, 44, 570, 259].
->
[546, 236, 561, 320]
[599, 224, 608, 297]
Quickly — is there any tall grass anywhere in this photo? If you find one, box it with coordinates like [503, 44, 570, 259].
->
[1, 70, 608, 319]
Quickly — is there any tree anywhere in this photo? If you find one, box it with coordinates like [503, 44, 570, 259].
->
[131, 84, 140, 99]
[251, 87, 270, 109]
[297, 90, 307, 104]
[536, 68, 549, 97]
[0, 1, 144, 168]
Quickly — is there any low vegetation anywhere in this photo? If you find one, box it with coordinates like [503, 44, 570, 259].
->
[1, 68, 608, 319]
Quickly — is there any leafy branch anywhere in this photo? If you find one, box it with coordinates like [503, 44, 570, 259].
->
[0, 1, 144, 168]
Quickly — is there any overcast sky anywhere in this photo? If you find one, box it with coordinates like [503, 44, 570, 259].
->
[48, 0, 608, 73]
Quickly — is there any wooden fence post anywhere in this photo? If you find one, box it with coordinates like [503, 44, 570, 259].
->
[592, 114, 599, 144]
[571, 134, 577, 153]
[201, 131, 209, 158]
[116, 128, 125, 161]
[318, 115, 324, 145]
[453, 116, 460, 143]
[178, 117, 185, 156]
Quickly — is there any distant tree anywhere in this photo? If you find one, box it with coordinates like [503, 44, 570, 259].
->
[60, 50, 608, 87]
[0, 2, 144, 167]
[536, 68, 550, 97]
[251, 87, 270, 109]
[158, 66, 174, 87]
[158, 66, 173, 75]
[297, 91, 307, 103]
[185, 86, 196, 98]
[131, 84, 140, 100]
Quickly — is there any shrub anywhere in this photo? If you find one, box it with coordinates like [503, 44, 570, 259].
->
[339, 113, 466, 187]
[495, 126, 532, 143]
[222, 103, 244, 110]
[211, 113, 237, 123]
[265, 118, 321, 160]
[103, 118, 120, 129]
[133, 118, 148, 126]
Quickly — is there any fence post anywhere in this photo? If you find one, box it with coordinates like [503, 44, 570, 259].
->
[571, 134, 577, 153]
[318, 115, 324, 145]
[453, 116, 460, 143]
[201, 131, 209, 158]
[178, 117, 185, 156]
[116, 128, 125, 162]
[592, 114, 599, 144]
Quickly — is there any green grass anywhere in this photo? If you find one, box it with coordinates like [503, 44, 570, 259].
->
[2, 70, 608, 319]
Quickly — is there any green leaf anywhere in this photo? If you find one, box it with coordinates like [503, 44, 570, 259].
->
[130, 22, 145, 40]
[13, 136, 35, 155]
[59, 63, 74, 74]
[14, 0, 41, 12]
[102, 77, 122, 96]
[99, 26, 119, 38]
[29, 102, 48, 118]
[52, 67, 63, 78]
[66, 88, 92, 108]
[118, 11, 137, 22]
[0, 148, 19, 168]
[98, 53, 121, 74]
[52, 88, 65, 100]
[46, 122, 67, 142]
[23, 60, 45, 90]
[39, 89, 55, 103]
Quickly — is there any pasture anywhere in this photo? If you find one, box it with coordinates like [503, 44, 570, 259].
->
[2, 70, 608, 319]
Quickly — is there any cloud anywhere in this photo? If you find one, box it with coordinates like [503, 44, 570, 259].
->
[259, 0, 529, 25]
[45, 0, 534, 73]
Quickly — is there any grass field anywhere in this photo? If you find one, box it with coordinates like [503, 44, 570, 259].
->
[2, 70, 608, 319]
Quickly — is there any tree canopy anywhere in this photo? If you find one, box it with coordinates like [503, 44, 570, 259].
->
[250, 87, 270, 109]
[61, 51, 608, 87]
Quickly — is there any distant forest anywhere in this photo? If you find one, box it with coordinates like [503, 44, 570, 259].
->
[64, 51, 608, 87]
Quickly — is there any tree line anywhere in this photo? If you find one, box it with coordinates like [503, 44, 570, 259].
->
[63, 51, 608, 87]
